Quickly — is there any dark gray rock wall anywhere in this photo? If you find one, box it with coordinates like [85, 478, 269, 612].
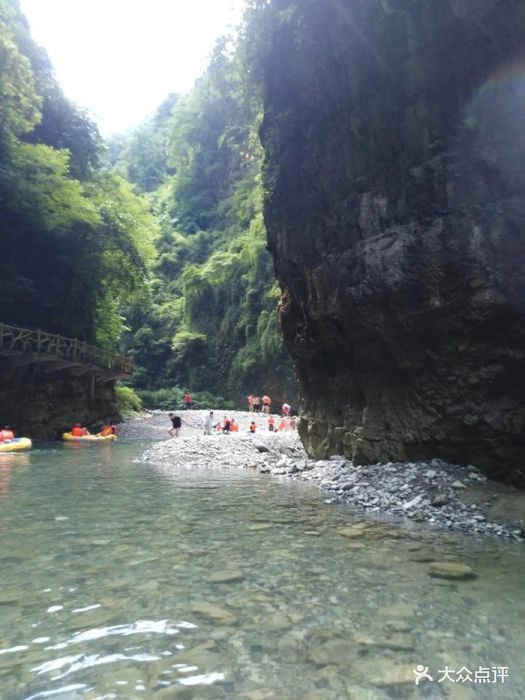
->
[260, 0, 525, 484]
[0, 358, 120, 440]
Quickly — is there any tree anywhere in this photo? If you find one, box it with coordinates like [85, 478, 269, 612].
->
[111, 32, 296, 403]
[0, 0, 155, 348]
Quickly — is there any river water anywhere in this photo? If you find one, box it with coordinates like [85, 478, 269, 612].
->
[0, 443, 523, 700]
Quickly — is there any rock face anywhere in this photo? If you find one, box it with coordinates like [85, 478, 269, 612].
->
[259, 0, 525, 485]
[0, 358, 120, 439]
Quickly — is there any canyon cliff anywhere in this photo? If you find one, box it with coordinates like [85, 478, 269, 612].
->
[0, 358, 120, 440]
[260, 0, 525, 484]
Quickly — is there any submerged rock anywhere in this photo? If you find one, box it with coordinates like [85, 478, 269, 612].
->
[189, 602, 237, 625]
[339, 524, 369, 539]
[369, 665, 415, 688]
[427, 562, 476, 580]
[208, 569, 245, 584]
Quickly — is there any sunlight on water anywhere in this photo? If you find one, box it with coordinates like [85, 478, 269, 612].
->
[0, 443, 523, 699]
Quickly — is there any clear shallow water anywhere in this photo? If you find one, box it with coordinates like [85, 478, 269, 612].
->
[0, 443, 523, 700]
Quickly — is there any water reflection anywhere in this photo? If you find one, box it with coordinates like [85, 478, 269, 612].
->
[0, 452, 29, 489]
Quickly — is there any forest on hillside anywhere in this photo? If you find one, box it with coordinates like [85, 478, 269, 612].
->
[0, 0, 296, 410]
[0, 0, 156, 348]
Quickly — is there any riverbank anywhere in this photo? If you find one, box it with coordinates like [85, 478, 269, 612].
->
[130, 410, 525, 541]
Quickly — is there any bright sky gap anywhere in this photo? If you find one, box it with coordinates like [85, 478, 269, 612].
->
[19, 0, 246, 136]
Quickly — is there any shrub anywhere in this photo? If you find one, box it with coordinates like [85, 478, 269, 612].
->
[137, 386, 235, 411]
[116, 385, 143, 415]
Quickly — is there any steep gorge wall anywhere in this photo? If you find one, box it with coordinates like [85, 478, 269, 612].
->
[260, 0, 525, 484]
[0, 358, 120, 440]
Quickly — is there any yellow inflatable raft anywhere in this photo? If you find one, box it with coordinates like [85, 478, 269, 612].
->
[0, 437, 32, 452]
[62, 433, 117, 443]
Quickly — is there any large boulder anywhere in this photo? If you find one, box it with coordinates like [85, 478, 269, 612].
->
[259, 0, 525, 484]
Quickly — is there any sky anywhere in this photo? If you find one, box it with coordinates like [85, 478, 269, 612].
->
[19, 0, 246, 137]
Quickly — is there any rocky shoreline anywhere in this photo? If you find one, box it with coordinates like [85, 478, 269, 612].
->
[270, 453, 525, 541]
[131, 410, 525, 542]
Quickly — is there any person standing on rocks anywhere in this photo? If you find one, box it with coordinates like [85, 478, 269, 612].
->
[183, 392, 193, 410]
[168, 413, 182, 437]
[247, 394, 254, 412]
[253, 396, 261, 413]
[203, 411, 214, 436]
[262, 394, 271, 414]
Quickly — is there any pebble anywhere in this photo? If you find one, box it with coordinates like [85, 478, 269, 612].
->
[189, 602, 237, 625]
[136, 412, 523, 541]
[370, 666, 415, 688]
[247, 523, 273, 531]
[451, 480, 467, 489]
[427, 562, 476, 580]
[208, 569, 245, 584]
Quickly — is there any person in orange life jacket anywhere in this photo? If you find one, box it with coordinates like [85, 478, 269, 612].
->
[249, 421, 257, 433]
[222, 417, 232, 433]
[278, 419, 286, 431]
[71, 423, 90, 436]
[98, 422, 116, 437]
[183, 392, 193, 410]
[262, 395, 271, 414]
[230, 418, 239, 432]
[0, 426, 14, 441]
[268, 416, 275, 431]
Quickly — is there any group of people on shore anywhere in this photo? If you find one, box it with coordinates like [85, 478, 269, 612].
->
[167, 405, 299, 439]
[206, 414, 240, 435]
[247, 394, 272, 414]
[247, 394, 293, 418]
[169, 411, 255, 437]
[168, 411, 237, 438]
[267, 415, 297, 431]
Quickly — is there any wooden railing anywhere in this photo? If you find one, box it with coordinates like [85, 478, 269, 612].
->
[0, 322, 133, 375]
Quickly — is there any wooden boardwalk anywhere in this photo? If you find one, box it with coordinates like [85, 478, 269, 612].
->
[0, 322, 133, 378]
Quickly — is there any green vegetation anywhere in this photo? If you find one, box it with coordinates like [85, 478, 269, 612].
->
[1, 0, 295, 408]
[138, 388, 234, 412]
[111, 34, 296, 406]
[116, 385, 142, 416]
[0, 0, 157, 346]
